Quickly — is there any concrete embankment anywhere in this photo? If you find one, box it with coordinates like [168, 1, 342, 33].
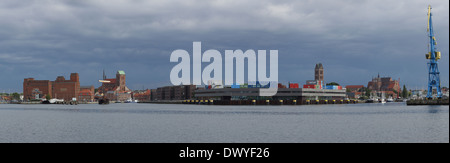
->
[407, 99, 449, 105]
[141, 99, 362, 105]
[139, 101, 184, 104]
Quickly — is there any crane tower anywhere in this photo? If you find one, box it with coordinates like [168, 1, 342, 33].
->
[425, 5, 442, 99]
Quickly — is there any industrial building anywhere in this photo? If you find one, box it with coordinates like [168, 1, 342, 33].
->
[195, 88, 346, 102]
[154, 85, 196, 101]
[194, 63, 346, 102]
[23, 73, 81, 102]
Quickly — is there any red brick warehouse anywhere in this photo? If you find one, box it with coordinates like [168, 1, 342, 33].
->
[23, 73, 81, 101]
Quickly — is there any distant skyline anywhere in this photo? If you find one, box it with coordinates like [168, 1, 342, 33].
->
[0, 0, 448, 93]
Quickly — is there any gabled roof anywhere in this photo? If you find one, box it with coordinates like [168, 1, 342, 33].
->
[387, 83, 397, 89]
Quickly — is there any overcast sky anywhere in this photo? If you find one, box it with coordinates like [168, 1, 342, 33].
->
[0, 0, 448, 92]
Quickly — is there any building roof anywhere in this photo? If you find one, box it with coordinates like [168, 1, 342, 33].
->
[79, 89, 93, 96]
[315, 63, 323, 69]
[80, 86, 94, 89]
[387, 83, 397, 89]
[105, 79, 117, 83]
[346, 85, 365, 89]
[117, 70, 125, 75]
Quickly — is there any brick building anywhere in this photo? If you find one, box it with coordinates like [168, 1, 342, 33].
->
[345, 85, 365, 99]
[79, 86, 95, 102]
[132, 89, 151, 102]
[367, 74, 401, 98]
[23, 79, 52, 100]
[23, 73, 80, 101]
[53, 73, 80, 101]
[315, 63, 324, 81]
[97, 70, 131, 102]
[154, 85, 196, 101]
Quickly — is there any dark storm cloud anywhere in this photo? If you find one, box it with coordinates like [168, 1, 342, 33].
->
[0, 0, 448, 92]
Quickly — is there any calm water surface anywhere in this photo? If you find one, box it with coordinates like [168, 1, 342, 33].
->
[0, 103, 448, 143]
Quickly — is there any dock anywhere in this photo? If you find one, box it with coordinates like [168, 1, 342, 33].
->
[407, 99, 449, 106]
[139, 101, 184, 104]
[180, 99, 360, 105]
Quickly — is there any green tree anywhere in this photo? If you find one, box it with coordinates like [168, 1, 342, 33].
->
[365, 88, 372, 97]
[326, 82, 340, 86]
[11, 93, 21, 100]
[45, 94, 52, 100]
[402, 85, 408, 99]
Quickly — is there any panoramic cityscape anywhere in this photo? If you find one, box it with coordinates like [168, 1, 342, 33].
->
[1, 61, 448, 104]
[0, 0, 448, 146]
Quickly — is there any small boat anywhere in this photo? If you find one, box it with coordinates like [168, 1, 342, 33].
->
[124, 99, 138, 103]
[386, 97, 394, 102]
[379, 92, 386, 104]
[98, 98, 110, 105]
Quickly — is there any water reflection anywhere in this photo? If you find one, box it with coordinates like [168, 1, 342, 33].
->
[427, 105, 444, 114]
[0, 103, 448, 143]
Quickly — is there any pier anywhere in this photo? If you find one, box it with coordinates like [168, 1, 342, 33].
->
[181, 99, 360, 105]
[407, 99, 449, 106]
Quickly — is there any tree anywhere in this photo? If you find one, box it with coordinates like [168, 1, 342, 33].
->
[365, 88, 372, 97]
[11, 93, 21, 100]
[45, 94, 52, 100]
[402, 85, 408, 99]
[346, 88, 352, 93]
[326, 82, 340, 86]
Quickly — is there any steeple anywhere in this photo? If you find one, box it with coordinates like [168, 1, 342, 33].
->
[315, 63, 324, 81]
[103, 69, 106, 80]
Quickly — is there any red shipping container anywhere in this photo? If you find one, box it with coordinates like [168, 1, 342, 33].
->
[289, 83, 299, 88]
[278, 83, 287, 88]
[289, 84, 294, 88]
[303, 85, 315, 89]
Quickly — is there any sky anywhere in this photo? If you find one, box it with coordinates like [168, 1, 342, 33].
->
[0, 0, 448, 93]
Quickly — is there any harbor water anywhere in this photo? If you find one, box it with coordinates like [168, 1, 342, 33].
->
[0, 103, 448, 143]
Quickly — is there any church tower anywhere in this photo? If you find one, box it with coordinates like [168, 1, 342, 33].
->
[315, 63, 324, 81]
[116, 70, 126, 92]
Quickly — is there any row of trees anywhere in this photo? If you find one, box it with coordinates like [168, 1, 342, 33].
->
[0, 92, 22, 101]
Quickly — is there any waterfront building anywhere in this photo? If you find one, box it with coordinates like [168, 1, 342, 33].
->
[97, 70, 131, 102]
[52, 73, 80, 101]
[303, 63, 325, 89]
[23, 78, 52, 100]
[195, 88, 346, 102]
[154, 85, 196, 101]
[79, 86, 95, 102]
[132, 89, 151, 102]
[345, 85, 365, 99]
[23, 73, 80, 101]
[367, 74, 400, 98]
